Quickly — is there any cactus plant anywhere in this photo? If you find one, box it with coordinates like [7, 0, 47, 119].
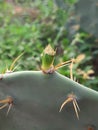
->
[0, 45, 98, 130]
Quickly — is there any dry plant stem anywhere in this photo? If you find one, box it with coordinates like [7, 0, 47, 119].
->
[54, 59, 73, 70]
[10, 52, 24, 71]
[59, 94, 80, 120]
[0, 97, 13, 115]
[69, 58, 74, 80]
[42, 59, 72, 74]
[0, 53, 24, 76]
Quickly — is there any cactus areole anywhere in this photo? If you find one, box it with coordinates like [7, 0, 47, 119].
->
[0, 45, 98, 130]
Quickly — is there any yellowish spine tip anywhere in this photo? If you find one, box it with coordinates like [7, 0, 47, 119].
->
[44, 44, 56, 56]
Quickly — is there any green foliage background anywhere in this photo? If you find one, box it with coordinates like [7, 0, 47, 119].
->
[0, 0, 98, 90]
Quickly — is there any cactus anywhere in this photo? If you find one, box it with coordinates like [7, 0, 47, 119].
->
[0, 45, 98, 130]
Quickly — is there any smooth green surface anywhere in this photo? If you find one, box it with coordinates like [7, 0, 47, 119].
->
[41, 54, 54, 70]
[0, 71, 98, 130]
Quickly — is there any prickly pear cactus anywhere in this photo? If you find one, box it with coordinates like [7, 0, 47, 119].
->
[0, 45, 98, 130]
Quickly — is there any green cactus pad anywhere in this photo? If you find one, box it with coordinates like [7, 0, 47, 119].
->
[0, 71, 98, 130]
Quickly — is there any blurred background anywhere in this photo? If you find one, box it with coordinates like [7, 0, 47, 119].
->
[0, 0, 98, 90]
